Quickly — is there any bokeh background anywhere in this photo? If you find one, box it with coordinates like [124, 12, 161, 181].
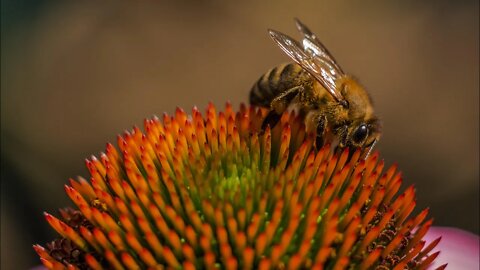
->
[1, 1, 478, 269]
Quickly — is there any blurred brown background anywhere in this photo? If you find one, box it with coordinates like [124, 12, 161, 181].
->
[1, 1, 478, 269]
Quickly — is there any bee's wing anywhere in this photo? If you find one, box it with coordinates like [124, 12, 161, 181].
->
[293, 18, 344, 74]
[268, 29, 344, 102]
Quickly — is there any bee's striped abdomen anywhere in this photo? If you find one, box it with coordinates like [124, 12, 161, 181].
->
[249, 63, 309, 108]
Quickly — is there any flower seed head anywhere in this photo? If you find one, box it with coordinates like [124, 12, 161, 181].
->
[35, 103, 440, 269]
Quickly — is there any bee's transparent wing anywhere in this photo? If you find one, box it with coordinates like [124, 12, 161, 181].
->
[268, 29, 344, 102]
[294, 18, 344, 74]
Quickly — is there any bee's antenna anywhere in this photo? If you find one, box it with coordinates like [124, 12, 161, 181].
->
[364, 139, 377, 160]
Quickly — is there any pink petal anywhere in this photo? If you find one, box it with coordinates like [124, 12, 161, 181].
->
[425, 227, 479, 270]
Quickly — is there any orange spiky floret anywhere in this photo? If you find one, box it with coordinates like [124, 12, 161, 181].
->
[35, 103, 441, 269]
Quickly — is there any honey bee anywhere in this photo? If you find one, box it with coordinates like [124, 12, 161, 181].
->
[250, 18, 381, 155]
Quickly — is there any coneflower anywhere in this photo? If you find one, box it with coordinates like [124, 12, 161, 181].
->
[34, 103, 445, 270]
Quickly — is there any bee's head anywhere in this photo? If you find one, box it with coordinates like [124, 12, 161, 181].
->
[336, 77, 381, 148]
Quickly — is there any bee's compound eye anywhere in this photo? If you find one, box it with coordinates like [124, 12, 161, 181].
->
[352, 124, 368, 143]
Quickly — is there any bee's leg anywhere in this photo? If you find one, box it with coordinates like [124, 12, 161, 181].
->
[315, 115, 327, 149]
[261, 110, 282, 130]
[270, 86, 303, 113]
[334, 125, 350, 157]
[262, 86, 303, 130]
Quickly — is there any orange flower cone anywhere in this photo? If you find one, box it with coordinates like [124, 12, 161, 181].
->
[34, 103, 444, 269]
